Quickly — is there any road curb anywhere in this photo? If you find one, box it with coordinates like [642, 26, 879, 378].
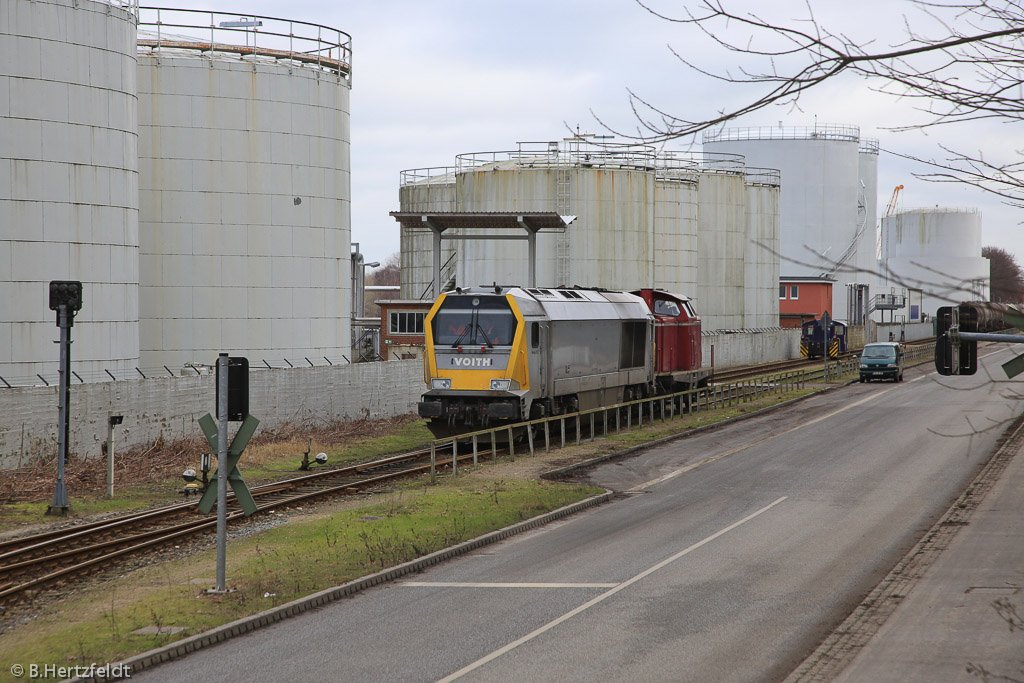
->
[72, 490, 614, 682]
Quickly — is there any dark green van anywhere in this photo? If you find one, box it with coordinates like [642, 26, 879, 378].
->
[859, 342, 905, 382]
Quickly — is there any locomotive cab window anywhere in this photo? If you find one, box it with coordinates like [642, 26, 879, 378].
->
[433, 295, 517, 347]
[531, 322, 540, 348]
[653, 299, 681, 317]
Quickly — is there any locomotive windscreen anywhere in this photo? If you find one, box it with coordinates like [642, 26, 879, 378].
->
[433, 295, 518, 347]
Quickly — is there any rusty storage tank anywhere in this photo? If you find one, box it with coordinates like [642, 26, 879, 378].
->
[703, 124, 876, 322]
[880, 208, 989, 317]
[135, 8, 353, 369]
[0, 0, 140, 386]
[397, 141, 780, 331]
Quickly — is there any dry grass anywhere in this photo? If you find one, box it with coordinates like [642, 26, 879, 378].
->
[0, 414, 422, 506]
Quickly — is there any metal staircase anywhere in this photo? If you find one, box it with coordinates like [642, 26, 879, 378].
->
[419, 251, 458, 300]
[555, 142, 572, 286]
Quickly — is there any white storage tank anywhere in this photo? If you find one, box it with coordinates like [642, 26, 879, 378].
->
[704, 124, 876, 322]
[880, 208, 989, 317]
[0, 0, 140, 386]
[136, 9, 353, 369]
[743, 168, 782, 328]
[397, 142, 779, 331]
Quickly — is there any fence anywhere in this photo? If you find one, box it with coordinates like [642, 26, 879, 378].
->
[426, 361, 864, 476]
[426, 346, 935, 475]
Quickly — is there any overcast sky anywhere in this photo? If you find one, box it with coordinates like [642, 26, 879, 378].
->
[153, 0, 1022, 270]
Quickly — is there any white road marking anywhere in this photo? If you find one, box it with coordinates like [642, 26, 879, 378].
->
[436, 496, 788, 682]
[401, 582, 618, 588]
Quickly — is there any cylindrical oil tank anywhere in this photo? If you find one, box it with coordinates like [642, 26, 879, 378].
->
[0, 0, 140, 385]
[653, 166, 699, 298]
[704, 125, 865, 321]
[695, 167, 749, 329]
[881, 208, 989, 315]
[857, 139, 880, 277]
[454, 158, 564, 288]
[136, 9, 353, 369]
[743, 168, 782, 329]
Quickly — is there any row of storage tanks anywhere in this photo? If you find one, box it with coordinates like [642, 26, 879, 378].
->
[0, 1, 992, 383]
[399, 147, 782, 331]
[399, 126, 990, 329]
[1, 0, 353, 382]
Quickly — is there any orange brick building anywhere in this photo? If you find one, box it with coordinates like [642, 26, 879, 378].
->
[779, 276, 834, 328]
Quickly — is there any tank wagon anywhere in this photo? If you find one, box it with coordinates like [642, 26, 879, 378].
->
[955, 301, 1011, 333]
[417, 286, 712, 437]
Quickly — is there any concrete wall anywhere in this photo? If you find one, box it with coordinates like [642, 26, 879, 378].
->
[2, 328, 806, 469]
[0, 360, 425, 469]
[703, 328, 801, 370]
[876, 321, 932, 344]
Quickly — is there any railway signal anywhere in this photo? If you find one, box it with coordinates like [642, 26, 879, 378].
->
[198, 354, 258, 594]
[934, 306, 976, 376]
[46, 280, 83, 516]
[935, 303, 1024, 377]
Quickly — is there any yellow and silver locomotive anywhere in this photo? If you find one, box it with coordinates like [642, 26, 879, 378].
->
[418, 286, 657, 437]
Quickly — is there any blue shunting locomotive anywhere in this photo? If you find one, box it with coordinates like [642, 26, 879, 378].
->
[800, 317, 847, 359]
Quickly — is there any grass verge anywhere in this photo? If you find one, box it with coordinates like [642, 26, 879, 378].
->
[0, 477, 601, 672]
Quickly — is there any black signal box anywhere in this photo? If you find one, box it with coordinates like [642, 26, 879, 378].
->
[934, 306, 977, 376]
[216, 356, 249, 421]
[49, 280, 83, 326]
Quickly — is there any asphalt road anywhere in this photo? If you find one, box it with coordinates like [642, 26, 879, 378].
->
[132, 347, 1020, 683]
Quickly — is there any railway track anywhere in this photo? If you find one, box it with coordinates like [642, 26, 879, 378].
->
[0, 446, 491, 606]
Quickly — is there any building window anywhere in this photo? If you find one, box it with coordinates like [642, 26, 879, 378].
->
[779, 284, 787, 299]
[389, 311, 425, 335]
[790, 285, 799, 300]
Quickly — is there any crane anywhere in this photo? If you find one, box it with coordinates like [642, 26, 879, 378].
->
[885, 184, 904, 217]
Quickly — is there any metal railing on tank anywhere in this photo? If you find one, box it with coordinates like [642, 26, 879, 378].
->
[136, 7, 352, 81]
[702, 123, 861, 143]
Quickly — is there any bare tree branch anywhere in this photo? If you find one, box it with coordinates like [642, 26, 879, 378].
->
[618, 0, 1024, 206]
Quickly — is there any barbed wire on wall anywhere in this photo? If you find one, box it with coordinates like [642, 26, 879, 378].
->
[0, 354, 391, 390]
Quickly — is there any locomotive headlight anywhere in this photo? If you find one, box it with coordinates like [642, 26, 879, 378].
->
[489, 379, 511, 391]
[431, 378, 452, 390]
